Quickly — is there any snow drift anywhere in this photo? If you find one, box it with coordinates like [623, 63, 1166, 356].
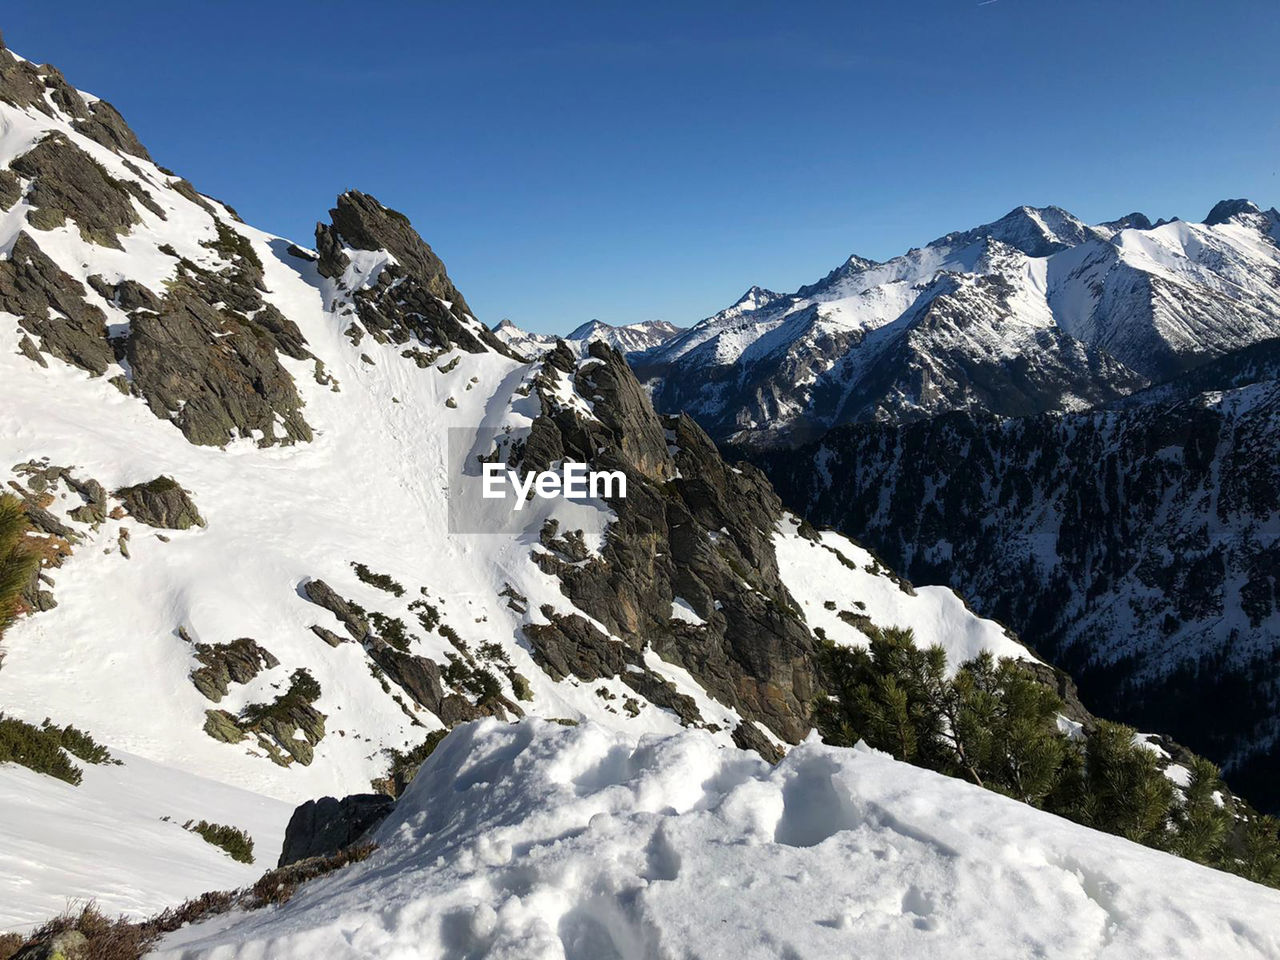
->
[153, 719, 1280, 960]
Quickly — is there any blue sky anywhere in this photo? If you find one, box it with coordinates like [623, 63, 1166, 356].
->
[5, 2, 1277, 332]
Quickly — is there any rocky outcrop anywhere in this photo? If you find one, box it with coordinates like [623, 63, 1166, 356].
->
[10, 133, 146, 248]
[277, 793, 394, 867]
[0, 233, 114, 375]
[315, 191, 514, 358]
[206, 669, 326, 767]
[189, 637, 280, 703]
[514, 341, 822, 744]
[301, 578, 496, 726]
[116, 476, 204, 530]
[303, 579, 370, 641]
[124, 224, 313, 447]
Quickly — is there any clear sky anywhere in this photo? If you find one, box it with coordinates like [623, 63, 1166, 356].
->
[4, 2, 1277, 332]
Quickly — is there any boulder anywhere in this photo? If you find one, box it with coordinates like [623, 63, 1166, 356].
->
[116, 476, 204, 530]
[277, 793, 395, 867]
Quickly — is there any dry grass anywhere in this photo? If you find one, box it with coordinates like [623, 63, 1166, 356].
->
[0, 843, 377, 959]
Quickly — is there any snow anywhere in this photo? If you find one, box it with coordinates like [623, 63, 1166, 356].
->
[773, 518, 1028, 669]
[152, 718, 1280, 960]
[0, 751, 291, 932]
[668, 597, 705, 626]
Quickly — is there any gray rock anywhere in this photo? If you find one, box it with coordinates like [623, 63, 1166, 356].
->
[303, 579, 370, 641]
[0, 168, 19, 209]
[72, 98, 153, 161]
[126, 286, 312, 447]
[190, 637, 280, 702]
[0, 232, 114, 375]
[10, 133, 141, 248]
[116, 476, 204, 529]
[277, 793, 394, 867]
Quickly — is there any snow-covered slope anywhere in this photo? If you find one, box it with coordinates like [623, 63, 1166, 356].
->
[152, 718, 1280, 960]
[637, 203, 1280, 445]
[0, 39, 1036, 929]
[493, 318, 682, 358]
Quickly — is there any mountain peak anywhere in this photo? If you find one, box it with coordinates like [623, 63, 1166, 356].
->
[1203, 198, 1263, 226]
[929, 204, 1094, 258]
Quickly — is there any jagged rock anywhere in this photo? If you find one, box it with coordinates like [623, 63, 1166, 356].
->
[317, 190, 474, 317]
[189, 637, 280, 703]
[314, 191, 514, 357]
[0, 232, 114, 374]
[303, 579, 370, 641]
[523, 608, 702, 727]
[277, 793, 394, 867]
[116, 476, 204, 529]
[126, 286, 312, 447]
[10, 133, 141, 248]
[72, 98, 153, 160]
[367, 641, 487, 726]
[203, 709, 245, 743]
[16, 335, 46, 367]
[731, 721, 785, 764]
[310, 625, 345, 647]
[518, 343, 820, 743]
[0, 168, 19, 209]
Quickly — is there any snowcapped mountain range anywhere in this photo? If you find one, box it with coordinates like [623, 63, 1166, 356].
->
[636, 201, 1280, 446]
[0, 37, 1031, 932]
[493, 317, 682, 358]
[2, 34, 1279, 957]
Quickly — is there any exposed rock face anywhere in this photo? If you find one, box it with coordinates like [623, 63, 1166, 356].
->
[0, 233, 114, 375]
[303, 579, 371, 641]
[315, 191, 514, 358]
[523, 607, 702, 726]
[189, 637, 280, 703]
[126, 286, 313, 447]
[301, 578, 494, 726]
[10, 133, 146, 248]
[516, 341, 822, 743]
[122, 223, 313, 447]
[757, 362, 1280, 808]
[116, 476, 204, 529]
[277, 793, 394, 867]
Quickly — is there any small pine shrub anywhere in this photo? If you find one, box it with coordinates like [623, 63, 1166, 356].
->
[813, 624, 1280, 888]
[409, 596, 440, 632]
[0, 493, 38, 638]
[0, 714, 114, 785]
[184, 819, 255, 864]
[351, 562, 405, 597]
[368, 612, 414, 652]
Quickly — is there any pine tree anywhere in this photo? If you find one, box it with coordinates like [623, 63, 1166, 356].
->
[1171, 756, 1231, 864]
[0, 494, 37, 640]
[1077, 722, 1174, 847]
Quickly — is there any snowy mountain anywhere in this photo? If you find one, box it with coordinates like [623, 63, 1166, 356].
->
[636, 202, 1280, 446]
[492, 317, 682, 358]
[756, 348, 1280, 810]
[0, 37, 1039, 931]
[151, 718, 1280, 960]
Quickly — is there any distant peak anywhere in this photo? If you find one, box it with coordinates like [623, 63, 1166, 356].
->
[567, 319, 610, 339]
[1203, 198, 1262, 226]
[733, 285, 780, 309]
[930, 204, 1093, 258]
